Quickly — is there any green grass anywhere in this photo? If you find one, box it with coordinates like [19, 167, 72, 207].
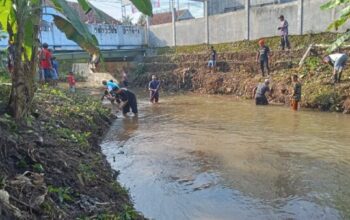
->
[156, 32, 339, 55]
[0, 71, 10, 83]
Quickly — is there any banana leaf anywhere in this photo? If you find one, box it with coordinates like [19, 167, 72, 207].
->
[130, 0, 153, 16]
[327, 31, 350, 52]
[321, 0, 350, 10]
[50, 0, 99, 56]
[52, 14, 99, 55]
[0, 0, 13, 33]
[77, 0, 92, 14]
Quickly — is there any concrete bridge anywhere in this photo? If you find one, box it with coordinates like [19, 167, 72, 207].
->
[0, 22, 147, 63]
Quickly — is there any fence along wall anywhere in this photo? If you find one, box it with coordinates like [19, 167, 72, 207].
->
[148, 0, 350, 47]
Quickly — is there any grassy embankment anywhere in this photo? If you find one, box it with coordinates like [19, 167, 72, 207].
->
[0, 72, 144, 220]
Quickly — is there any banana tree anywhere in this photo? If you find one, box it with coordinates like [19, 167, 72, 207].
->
[0, 0, 152, 120]
[321, 0, 350, 52]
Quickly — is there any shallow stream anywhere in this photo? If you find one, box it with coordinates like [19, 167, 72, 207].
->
[102, 94, 350, 220]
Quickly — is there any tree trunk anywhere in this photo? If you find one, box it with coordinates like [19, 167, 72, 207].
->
[8, 1, 41, 120]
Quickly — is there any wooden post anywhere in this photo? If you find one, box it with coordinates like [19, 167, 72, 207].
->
[299, 44, 313, 68]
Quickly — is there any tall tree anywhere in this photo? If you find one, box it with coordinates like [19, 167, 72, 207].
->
[0, 0, 152, 120]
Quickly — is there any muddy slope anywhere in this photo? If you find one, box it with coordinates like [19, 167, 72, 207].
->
[133, 34, 350, 113]
[0, 87, 144, 220]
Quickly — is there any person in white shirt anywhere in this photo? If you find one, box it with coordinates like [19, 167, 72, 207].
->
[323, 53, 348, 83]
[278, 15, 290, 50]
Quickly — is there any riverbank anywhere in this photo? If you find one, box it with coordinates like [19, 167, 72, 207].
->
[0, 78, 144, 219]
[133, 33, 350, 113]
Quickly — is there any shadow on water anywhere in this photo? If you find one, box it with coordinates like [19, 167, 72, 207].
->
[102, 94, 350, 220]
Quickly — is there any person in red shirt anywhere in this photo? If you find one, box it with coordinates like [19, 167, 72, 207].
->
[39, 43, 52, 83]
[67, 71, 76, 93]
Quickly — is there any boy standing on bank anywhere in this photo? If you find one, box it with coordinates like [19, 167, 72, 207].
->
[291, 74, 301, 111]
[208, 46, 217, 73]
[67, 71, 76, 93]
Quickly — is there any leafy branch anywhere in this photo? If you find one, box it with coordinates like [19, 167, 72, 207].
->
[321, 0, 350, 52]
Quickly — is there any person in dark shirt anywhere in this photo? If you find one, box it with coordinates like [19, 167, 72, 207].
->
[208, 46, 217, 73]
[253, 79, 271, 105]
[256, 39, 271, 76]
[115, 88, 138, 116]
[149, 75, 160, 103]
[7, 40, 15, 73]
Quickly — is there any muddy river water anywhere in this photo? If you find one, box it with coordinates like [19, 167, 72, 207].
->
[101, 94, 350, 220]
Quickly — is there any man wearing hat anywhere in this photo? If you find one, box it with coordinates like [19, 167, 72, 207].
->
[253, 79, 271, 105]
[278, 15, 290, 50]
[256, 39, 271, 76]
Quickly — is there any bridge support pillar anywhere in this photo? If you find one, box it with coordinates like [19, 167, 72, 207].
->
[146, 16, 151, 46]
[297, 0, 304, 35]
[245, 0, 250, 40]
[204, 0, 209, 45]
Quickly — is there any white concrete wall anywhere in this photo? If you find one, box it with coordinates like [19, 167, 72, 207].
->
[176, 18, 206, 45]
[303, 0, 333, 33]
[209, 10, 246, 44]
[149, 23, 173, 47]
[148, 0, 350, 47]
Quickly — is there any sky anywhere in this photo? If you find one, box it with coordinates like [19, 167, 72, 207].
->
[67, 0, 203, 23]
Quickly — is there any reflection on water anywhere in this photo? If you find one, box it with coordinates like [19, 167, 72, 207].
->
[102, 94, 350, 220]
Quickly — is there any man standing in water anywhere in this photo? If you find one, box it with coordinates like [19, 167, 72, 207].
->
[291, 74, 302, 111]
[253, 79, 271, 105]
[323, 53, 348, 83]
[149, 75, 160, 103]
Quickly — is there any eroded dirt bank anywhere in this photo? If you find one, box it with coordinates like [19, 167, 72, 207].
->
[0, 85, 144, 219]
[133, 33, 350, 113]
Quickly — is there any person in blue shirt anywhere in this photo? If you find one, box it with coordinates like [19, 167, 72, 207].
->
[101, 80, 120, 101]
[148, 75, 160, 103]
